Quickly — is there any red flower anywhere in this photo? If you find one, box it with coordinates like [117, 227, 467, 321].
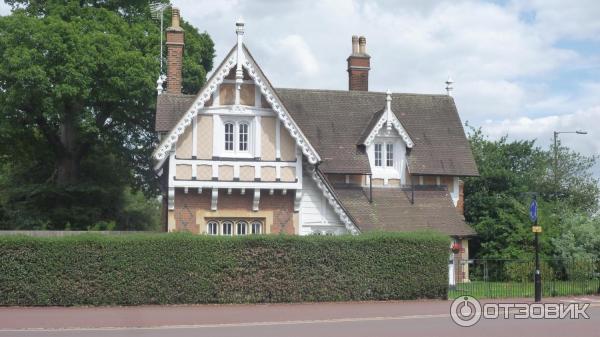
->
[451, 242, 461, 254]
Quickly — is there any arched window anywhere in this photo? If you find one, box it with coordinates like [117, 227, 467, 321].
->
[224, 122, 234, 151]
[238, 123, 249, 151]
[207, 221, 218, 235]
[251, 221, 262, 234]
[222, 221, 233, 235]
[237, 221, 248, 235]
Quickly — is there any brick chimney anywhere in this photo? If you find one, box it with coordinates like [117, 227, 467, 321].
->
[347, 35, 370, 91]
[166, 8, 184, 94]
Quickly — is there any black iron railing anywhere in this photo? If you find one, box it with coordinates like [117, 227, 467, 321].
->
[449, 258, 600, 299]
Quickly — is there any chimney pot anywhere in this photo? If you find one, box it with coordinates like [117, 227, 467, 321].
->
[358, 36, 366, 54]
[171, 8, 180, 28]
[352, 35, 359, 54]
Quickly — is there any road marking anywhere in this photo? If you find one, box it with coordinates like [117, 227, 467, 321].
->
[0, 314, 451, 332]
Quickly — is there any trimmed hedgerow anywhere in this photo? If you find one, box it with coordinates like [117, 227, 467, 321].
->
[0, 231, 449, 306]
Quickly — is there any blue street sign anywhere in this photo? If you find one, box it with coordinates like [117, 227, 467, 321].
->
[530, 199, 538, 222]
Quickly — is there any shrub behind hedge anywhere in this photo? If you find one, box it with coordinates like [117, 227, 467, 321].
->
[0, 232, 449, 306]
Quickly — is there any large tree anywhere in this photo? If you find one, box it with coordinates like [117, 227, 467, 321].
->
[0, 1, 214, 229]
[464, 127, 600, 260]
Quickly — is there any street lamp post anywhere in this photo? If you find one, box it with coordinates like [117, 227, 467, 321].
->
[552, 130, 587, 199]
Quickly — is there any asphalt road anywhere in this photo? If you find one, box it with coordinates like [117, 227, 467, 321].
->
[1, 297, 599, 337]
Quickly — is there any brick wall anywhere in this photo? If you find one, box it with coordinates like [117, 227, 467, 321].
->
[173, 189, 295, 234]
[347, 56, 370, 91]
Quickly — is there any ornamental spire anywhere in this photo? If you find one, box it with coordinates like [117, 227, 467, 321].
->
[385, 89, 393, 131]
[234, 17, 245, 104]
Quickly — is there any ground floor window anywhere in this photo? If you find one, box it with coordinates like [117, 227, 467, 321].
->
[222, 221, 233, 236]
[205, 219, 264, 236]
[251, 221, 262, 234]
[207, 221, 218, 235]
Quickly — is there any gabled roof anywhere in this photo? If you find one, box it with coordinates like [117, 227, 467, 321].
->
[357, 91, 414, 148]
[156, 89, 479, 176]
[276, 89, 479, 176]
[334, 185, 475, 237]
[152, 44, 321, 167]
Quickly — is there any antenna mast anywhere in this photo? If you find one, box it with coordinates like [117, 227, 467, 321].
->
[150, 2, 170, 94]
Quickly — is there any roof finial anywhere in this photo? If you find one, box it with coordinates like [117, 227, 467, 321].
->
[234, 17, 245, 104]
[445, 76, 454, 96]
[385, 89, 393, 130]
[236, 16, 245, 37]
[156, 74, 166, 95]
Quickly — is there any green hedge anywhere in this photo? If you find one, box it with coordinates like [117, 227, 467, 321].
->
[0, 232, 449, 306]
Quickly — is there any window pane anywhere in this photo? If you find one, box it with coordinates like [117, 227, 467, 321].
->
[239, 123, 248, 151]
[237, 221, 247, 235]
[251, 221, 262, 234]
[374, 143, 382, 167]
[222, 221, 232, 235]
[207, 221, 218, 235]
[386, 143, 394, 167]
[224, 123, 234, 151]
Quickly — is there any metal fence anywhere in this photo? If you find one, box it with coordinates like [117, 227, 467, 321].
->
[449, 258, 600, 299]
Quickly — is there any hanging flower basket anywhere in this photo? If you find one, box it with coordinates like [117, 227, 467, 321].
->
[451, 242, 462, 254]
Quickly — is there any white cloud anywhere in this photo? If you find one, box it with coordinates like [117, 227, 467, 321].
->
[482, 106, 600, 165]
[170, 0, 600, 172]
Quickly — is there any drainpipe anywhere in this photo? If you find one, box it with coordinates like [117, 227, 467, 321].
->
[369, 173, 373, 203]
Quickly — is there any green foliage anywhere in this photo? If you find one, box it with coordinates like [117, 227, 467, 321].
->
[0, 1, 214, 229]
[551, 213, 600, 261]
[0, 232, 450, 305]
[464, 127, 600, 260]
[504, 260, 554, 282]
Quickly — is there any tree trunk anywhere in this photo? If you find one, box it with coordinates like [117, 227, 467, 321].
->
[56, 112, 79, 186]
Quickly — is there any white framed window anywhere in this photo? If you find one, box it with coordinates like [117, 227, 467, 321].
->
[251, 221, 262, 234]
[221, 118, 253, 158]
[207, 221, 218, 235]
[222, 221, 233, 236]
[224, 122, 234, 151]
[386, 143, 394, 167]
[236, 221, 248, 235]
[374, 143, 382, 167]
[239, 123, 249, 151]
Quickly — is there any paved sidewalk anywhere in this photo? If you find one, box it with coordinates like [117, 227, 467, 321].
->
[1, 296, 599, 337]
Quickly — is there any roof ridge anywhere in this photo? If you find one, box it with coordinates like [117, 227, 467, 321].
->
[275, 87, 450, 97]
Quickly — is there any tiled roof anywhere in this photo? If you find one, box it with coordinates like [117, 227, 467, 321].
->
[155, 93, 195, 132]
[276, 89, 479, 176]
[154, 88, 478, 176]
[333, 184, 476, 237]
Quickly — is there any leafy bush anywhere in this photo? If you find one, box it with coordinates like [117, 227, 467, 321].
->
[504, 260, 555, 282]
[0, 231, 449, 306]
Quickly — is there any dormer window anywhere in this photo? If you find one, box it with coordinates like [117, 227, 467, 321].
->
[386, 143, 394, 167]
[374, 143, 382, 166]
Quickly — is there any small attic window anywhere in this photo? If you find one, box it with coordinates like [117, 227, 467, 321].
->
[374, 143, 382, 166]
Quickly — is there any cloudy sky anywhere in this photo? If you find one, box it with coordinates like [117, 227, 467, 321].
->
[1, 0, 599, 173]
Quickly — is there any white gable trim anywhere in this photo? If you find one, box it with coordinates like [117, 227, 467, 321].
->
[153, 49, 237, 164]
[153, 45, 321, 168]
[307, 165, 360, 235]
[363, 91, 414, 148]
[241, 48, 320, 164]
